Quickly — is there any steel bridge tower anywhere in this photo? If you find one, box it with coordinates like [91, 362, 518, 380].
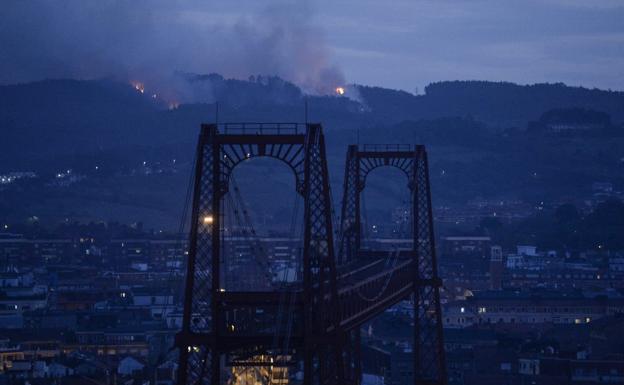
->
[176, 123, 344, 385]
[338, 144, 447, 385]
[176, 125, 447, 385]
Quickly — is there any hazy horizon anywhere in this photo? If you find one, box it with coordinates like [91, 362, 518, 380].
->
[1, 1, 623, 94]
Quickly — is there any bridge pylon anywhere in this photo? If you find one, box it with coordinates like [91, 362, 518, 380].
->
[175, 123, 344, 385]
[338, 144, 447, 385]
[175, 126, 446, 385]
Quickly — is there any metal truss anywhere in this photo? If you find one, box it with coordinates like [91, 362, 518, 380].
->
[338, 144, 447, 385]
[176, 123, 343, 385]
[176, 128, 446, 385]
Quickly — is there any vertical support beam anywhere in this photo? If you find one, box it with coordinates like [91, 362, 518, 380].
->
[413, 146, 446, 385]
[210, 130, 222, 385]
[302, 127, 314, 385]
[422, 148, 447, 384]
[339, 145, 361, 264]
[177, 125, 208, 385]
[303, 124, 343, 385]
[177, 124, 219, 385]
[355, 328, 362, 383]
[345, 328, 362, 384]
[411, 149, 421, 384]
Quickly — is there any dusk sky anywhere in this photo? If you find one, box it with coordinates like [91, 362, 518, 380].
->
[2, 0, 623, 93]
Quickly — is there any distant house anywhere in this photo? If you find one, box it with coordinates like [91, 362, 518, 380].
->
[117, 356, 145, 376]
[48, 362, 74, 378]
[156, 361, 178, 385]
[31, 360, 47, 378]
[362, 374, 384, 385]
[74, 360, 101, 376]
[0, 292, 47, 312]
[443, 289, 624, 328]
[5, 359, 32, 378]
[75, 328, 150, 357]
[132, 287, 174, 307]
[0, 270, 34, 288]
[592, 182, 614, 193]
[609, 257, 624, 272]
[0, 308, 23, 329]
[165, 310, 183, 329]
[131, 262, 149, 272]
[506, 254, 525, 269]
[517, 245, 538, 257]
[131, 287, 175, 319]
[441, 236, 492, 256]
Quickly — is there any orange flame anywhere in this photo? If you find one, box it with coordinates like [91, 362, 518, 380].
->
[131, 81, 145, 94]
[335, 87, 345, 95]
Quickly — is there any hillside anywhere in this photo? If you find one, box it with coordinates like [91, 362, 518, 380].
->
[1, 76, 623, 228]
[357, 81, 624, 127]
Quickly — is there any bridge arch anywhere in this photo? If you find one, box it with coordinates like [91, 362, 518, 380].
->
[359, 155, 414, 191]
[219, 141, 306, 195]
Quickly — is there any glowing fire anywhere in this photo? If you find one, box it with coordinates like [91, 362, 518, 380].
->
[130, 80, 180, 110]
[335, 87, 345, 95]
[131, 81, 145, 94]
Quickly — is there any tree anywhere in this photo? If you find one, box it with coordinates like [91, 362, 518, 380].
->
[554, 203, 580, 225]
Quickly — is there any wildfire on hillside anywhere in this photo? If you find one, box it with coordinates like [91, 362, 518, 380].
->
[131, 81, 145, 94]
[129, 80, 180, 110]
[335, 87, 345, 95]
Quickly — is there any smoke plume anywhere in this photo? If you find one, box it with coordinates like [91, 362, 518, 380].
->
[0, 1, 346, 102]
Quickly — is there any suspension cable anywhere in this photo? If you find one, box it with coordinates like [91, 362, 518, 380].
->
[226, 175, 275, 289]
[354, 246, 403, 302]
[272, 192, 301, 336]
[160, 151, 195, 362]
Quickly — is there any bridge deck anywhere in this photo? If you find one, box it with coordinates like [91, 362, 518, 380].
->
[207, 251, 428, 344]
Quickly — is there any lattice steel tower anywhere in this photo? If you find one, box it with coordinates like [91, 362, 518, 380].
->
[176, 124, 447, 385]
[176, 123, 344, 385]
[338, 144, 447, 384]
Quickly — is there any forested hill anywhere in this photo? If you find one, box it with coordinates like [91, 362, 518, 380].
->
[1, 75, 624, 172]
[358, 81, 624, 127]
[2, 75, 623, 170]
[1, 76, 623, 228]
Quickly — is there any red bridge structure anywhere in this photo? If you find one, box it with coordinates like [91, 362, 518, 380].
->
[175, 123, 446, 385]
